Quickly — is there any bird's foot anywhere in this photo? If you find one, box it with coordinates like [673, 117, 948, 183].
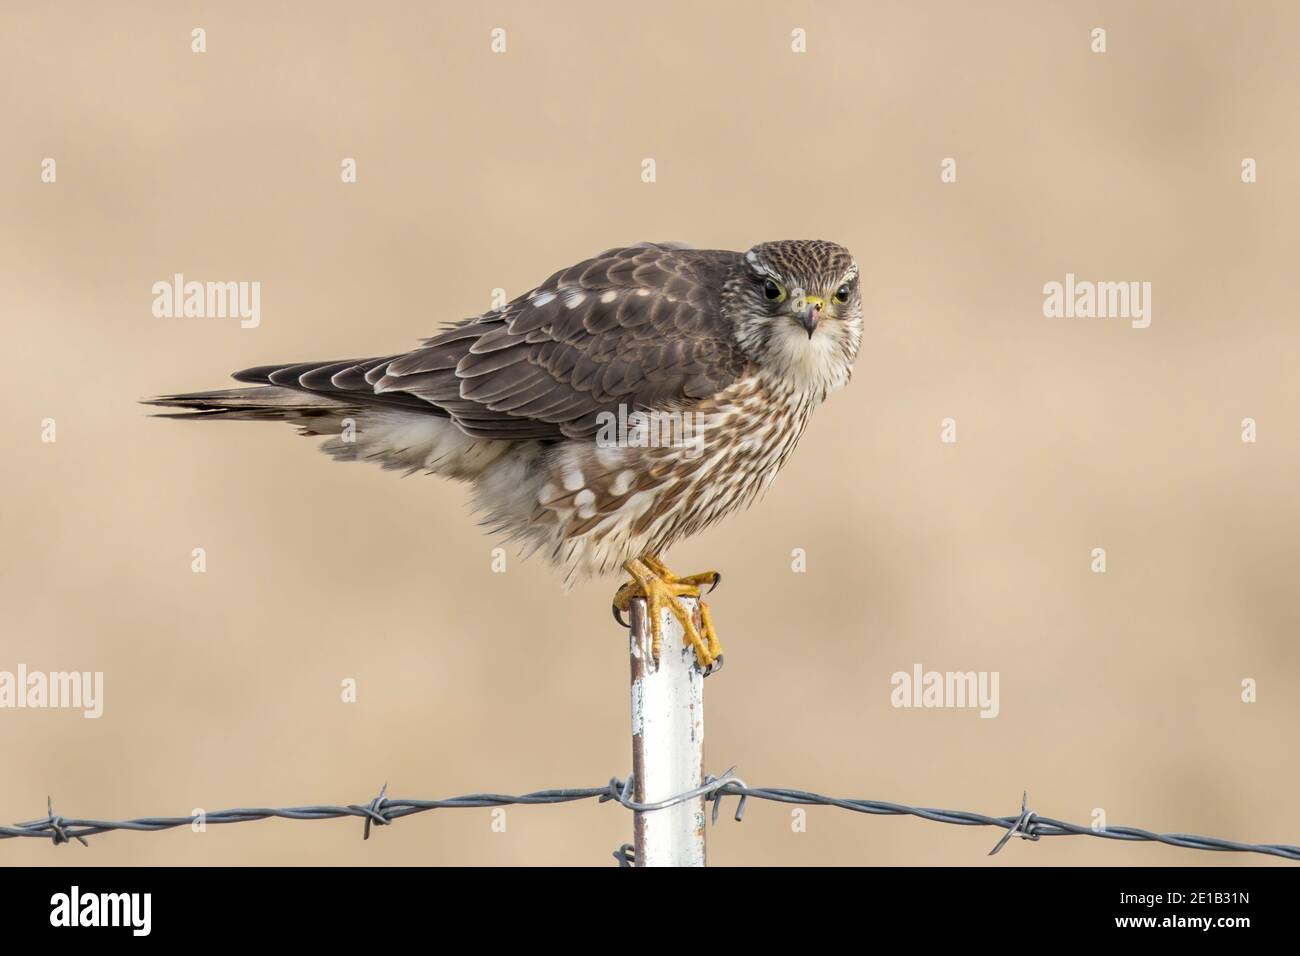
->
[613, 556, 723, 673]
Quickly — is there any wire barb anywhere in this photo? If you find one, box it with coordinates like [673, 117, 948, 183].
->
[24, 797, 90, 848]
[988, 791, 1039, 856]
[356, 783, 391, 841]
[612, 843, 636, 867]
[707, 772, 750, 824]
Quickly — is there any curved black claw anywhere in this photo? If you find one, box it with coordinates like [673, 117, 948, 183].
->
[707, 571, 722, 594]
[612, 604, 629, 629]
[701, 654, 724, 678]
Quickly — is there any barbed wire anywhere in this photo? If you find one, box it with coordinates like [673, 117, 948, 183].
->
[3, 771, 1296, 863]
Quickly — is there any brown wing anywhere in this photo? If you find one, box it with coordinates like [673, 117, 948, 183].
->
[233, 243, 748, 440]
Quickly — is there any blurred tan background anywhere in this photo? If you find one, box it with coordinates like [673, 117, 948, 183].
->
[2, 0, 1297, 866]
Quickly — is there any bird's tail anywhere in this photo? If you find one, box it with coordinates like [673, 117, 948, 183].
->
[142, 386, 356, 429]
[143, 385, 512, 477]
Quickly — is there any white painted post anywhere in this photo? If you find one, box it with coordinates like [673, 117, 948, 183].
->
[628, 596, 707, 867]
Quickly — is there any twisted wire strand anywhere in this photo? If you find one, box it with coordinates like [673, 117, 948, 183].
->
[3, 774, 1296, 862]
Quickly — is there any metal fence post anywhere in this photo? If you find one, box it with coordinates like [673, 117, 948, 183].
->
[628, 596, 707, 867]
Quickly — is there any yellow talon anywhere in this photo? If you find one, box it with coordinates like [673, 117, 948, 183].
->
[613, 555, 723, 670]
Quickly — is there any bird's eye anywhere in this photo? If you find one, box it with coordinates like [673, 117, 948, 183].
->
[834, 284, 851, 304]
[763, 279, 785, 302]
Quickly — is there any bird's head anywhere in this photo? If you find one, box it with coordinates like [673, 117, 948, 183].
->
[724, 239, 863, 394]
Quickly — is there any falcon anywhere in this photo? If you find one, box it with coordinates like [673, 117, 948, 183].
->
[147, 240, 864, 672]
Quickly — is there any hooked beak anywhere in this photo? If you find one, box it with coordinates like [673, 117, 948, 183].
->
[797, 296, 826, 337]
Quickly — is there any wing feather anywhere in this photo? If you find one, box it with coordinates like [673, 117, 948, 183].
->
[231, 243, 748, 441]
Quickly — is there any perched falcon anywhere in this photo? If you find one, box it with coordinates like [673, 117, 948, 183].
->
[147, 240, 864, 670]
